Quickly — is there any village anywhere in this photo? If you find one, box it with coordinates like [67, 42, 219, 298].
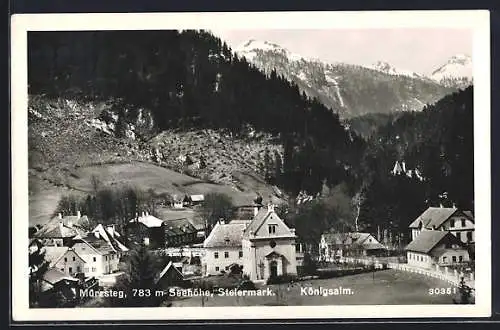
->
[28, 165, 476, 307]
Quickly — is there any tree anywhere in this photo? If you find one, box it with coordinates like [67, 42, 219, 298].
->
[29, 240, 50, 307]
[196, 192, 235, 233]
[107, 245, 163, 307]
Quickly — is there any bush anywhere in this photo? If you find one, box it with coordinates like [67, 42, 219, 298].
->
[266, 274, 298, 285]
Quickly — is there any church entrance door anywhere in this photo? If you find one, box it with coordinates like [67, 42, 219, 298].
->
[270, 261, 278, 278]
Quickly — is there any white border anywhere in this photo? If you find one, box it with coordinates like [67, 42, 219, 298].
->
[11, 10, 491, 321]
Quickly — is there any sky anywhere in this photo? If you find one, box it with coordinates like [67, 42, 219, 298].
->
[208, 28, 473, 75]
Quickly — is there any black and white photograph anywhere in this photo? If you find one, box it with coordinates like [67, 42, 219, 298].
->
[11, 10, 491, 320]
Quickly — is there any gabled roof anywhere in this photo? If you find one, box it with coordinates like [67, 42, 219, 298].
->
[43, 246, 85, 266]
[408, 207, 459, 229]
[74, 235, 115, 255]
[265, 251, 283, 259]
[163, 218, 198, 236]
[154, 261, 184, 284]
[190, 194, 205, 202]
[35, 214, 90, 238]
[42, 267, 79, 285]
[203, 222, 247, 248]
[91, 224, 129, 252]
[405, 230, 457, 253]
[463, 211, 474, 221]
[322, 232, 386, 250]
[129, 214, 164, 228]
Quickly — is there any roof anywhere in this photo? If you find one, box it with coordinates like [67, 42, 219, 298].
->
[43, 267, 78, 285]
[229, 220, 253, 225]
[34, 214, 89, 239]
[408, 207, 458, 229]
[154, 261, 184, 284]
[464, 210, 474, 220]
[322, 232, 386, 250]
[43, 246, 71, 266]
[163, 218, 198, 236]
[91, 224, 129, 252]
[242, 207, 270, 237]
[203, 222, 248, 248]
[405, 230, 450, 253]
[190, 194, 204, 202]
[75, 235, 115, 255]
[129, 214, 164, 228]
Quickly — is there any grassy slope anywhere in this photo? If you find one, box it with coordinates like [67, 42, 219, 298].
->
[28, 96, 284, 225]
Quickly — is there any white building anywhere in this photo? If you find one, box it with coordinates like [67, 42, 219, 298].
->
[43, 246, 87, 277]
[202, 220, 250, 275]
[241, 204, 297, 281]
[71, 224, 129, 277]
[203, 204, 298, 281]
[405, 230, 470, 269]
[409, 206, 474, 244]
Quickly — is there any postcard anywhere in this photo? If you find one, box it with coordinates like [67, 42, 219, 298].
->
[11, 10, 491, 321]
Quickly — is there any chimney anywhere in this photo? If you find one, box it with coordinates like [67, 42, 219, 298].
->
[267, 203, 274, 212]
[107, 225, 115, 237]
[77, 210, 81, 219]
[439, 203, 444, 208]
[141, 211, 145, 217]
[145, 211, 149, 216]
[94, 230, 100, 239]
[452, 203, 457, 209]
[58, 213, 62, 219]
[253, 206, 259, 217]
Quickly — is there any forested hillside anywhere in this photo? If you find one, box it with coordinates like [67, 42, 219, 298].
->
[28, 30, 365, 199]
[356, 87, 474, 240]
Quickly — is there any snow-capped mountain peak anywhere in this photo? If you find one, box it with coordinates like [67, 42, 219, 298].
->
[430, 54, 472, 88]
[235, 39, 305, 62]
[370, 61, 423, 79]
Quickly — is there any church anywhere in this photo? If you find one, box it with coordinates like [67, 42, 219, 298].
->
[202, 203, 298, 281]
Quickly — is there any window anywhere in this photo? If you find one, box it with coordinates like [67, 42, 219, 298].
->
[461, 219, 466, 227]
[268, 224, 277, 234]
[84, 267, 89, 272]
[81, 246, 86, 250]
[456, 232, 461, 241]
[459, 256, 463, 262]
[92, 267, 96, 272]
[443, 256, 447, 263]
[77, 266, 81, 272]
[239, 251, 243, 258]
[225, 266, 229, 271]
[93, 257, 96, 262]
[72, 256, 75, 261]
[105, 256, 108, 261]
[224, 252, 229, 258]
[64, 257, 67, 262]
[215, 266, 219, 271]
[452, 256, 457, 263]
[214, 252, 219, 259]
[69, 267, 73, 273]
[450, 219, 455, 228]
[467, 232, 473, 242]
[61, 268, 64, 272]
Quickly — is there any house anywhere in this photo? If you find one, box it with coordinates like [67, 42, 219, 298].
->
[154, 261, 185, 290]
[319, 232, 387, 260]
[127, 212, 201, 248]
[38, 267, 81, 307]
[70, 225, 128, 277]
[391, 160, 424, 181]
[33, 211, 89, 247]
[43, 246, 86, 277]
[409, 206, 474, 244]
[405, 230, 470, 269]
[127, 212, 166, 247]
[189, 194, 205, 206]
[241, 204, 298, 281]
[202, 220, 250, 276]
[163, 218, 199, 247]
